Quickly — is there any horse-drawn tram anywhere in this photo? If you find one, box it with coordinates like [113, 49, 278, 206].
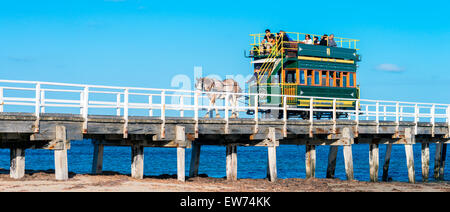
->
[246, 31, 361, 119]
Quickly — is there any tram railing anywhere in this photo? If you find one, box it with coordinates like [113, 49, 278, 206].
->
[250, 32, 360, 50]
[0, 79, 449, 137]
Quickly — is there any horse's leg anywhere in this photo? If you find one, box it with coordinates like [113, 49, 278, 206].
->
[204, 96, 212, 118]
[214, 96, 221, 118]
[233, 95, 239, 118]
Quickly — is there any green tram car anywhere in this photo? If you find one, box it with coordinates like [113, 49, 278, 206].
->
[246, 32, 361, 119]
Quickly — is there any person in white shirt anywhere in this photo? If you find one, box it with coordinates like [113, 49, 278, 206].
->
[302, 34, 313, 45]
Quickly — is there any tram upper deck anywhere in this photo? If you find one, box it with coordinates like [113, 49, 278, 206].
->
[249, 32, 361, 62]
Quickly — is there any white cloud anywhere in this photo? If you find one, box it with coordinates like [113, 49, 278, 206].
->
[375, 64, 404, 72]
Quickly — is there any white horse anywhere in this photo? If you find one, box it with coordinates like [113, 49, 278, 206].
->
[195, 77, 242, 119]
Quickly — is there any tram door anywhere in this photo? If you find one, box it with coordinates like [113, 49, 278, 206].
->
[282, 69, 298, 105]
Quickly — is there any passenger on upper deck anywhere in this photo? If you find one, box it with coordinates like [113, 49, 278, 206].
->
[328, 34, 337, 47]
[278, 30, 291, 42]
[313, 36, 320, 45]
[261, 29, 276, 54]
[319, 34, 328, 46]
[301, 34, 313, 45]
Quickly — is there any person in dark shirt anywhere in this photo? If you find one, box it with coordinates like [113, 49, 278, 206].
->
[261, 29, 275, 54]
[313, 36, 320, 45]
[319, 34, 328, 46]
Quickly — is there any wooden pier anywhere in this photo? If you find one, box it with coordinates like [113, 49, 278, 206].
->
[0, 112, 448, 183]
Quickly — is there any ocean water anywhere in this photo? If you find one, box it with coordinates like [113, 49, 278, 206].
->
[0, 140, 448, 182]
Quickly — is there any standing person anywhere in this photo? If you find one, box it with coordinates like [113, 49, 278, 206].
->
[319, 34, 328, 46]
[302, 34, 313, 44]
[261, 29, 276, 54]
[328, 34, 337, 47]
[313, 36, 320, 45]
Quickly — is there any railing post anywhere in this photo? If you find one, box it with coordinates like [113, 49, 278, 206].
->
[375, 101, 379, 133]
[431, 104, 435, 137]
[309, 97, 314, 137]
[40, 90, 45, 113]
[0, 87, 3, 112]
[283, 95, 287, 137]
[400, 105, 404, 121]
[180, 95, 184, 117]
[365, 105, 369, 120]
[355, 99, 360, 136]
[254, 94, 259, 134]
[395, 102, 400, 124]
[224, 93, 229, 134]
[35, 83, 41, 118]
[123, 88, 129, 138]
[82, 86, 89, 134]
[332, 98, 337, 134]
[148, 95, 153, 116]
[160, 90, 166, 138]
[194, 90, 199, 138]
[34, 83, 41, 133]
[414, 104, 419, 135]
[116, 93, 121, 116]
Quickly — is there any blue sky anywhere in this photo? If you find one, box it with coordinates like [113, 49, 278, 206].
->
[1, 0, 450, 103]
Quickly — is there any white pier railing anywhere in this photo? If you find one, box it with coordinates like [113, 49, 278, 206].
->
[0, 79, 449, 137]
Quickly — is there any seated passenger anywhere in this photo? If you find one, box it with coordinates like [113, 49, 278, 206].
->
[302, 34, 313, 44]
[279, 30, 291, 41]
[261, 29, 275, 54]
[328, 34, 337, 47]
[313, 36, 320, 45]
[319, 34, 328, 46]
[276, 30, 292, 51]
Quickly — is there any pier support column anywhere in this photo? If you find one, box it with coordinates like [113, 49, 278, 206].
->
[421, 143, 430, 182]
[434, 142, 447, 180]
[265, 128, 278, 182]
[440, 143, 447, 180]
[342, 128, 354, 180]
[91, 142, 104, 174]
[326, 146, 338, 178]
[131, 144, 144, 179]
[434, 142, 442, 180]
[54, 125, 69, 180]
[189, 142, 201, 178]
[382, 143, 392, 181]
[369, 144, 379, 182]
[404, 128, 415, 183]
[10, 147, 25, 179]
[305, 144, 316, 179]
[226, 144, 237, 181]
[175, 125, 186, 182]
[267, 145, 277, 182]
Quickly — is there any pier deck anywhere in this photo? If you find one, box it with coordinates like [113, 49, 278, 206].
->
[0, 112, 448, 183]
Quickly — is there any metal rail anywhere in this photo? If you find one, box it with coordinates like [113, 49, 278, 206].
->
[0, 79, 449, 137]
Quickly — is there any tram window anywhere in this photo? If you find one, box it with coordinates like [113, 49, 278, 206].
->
[314, 71, 320, 85]
[336, 72, 341, 87]
[349, 72, 355, 87]
[343, 72, 348, 87]
[284, 70, 296, 84]
[299, 70, 305, 85]
[321, 71, 327, 86]
[307, 70, 313, 85]
[329, 71, 334, 87]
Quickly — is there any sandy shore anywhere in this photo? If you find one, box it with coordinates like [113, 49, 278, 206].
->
[0, 170, 449, 192]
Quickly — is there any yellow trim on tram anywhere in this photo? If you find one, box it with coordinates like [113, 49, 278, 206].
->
[298, 56, 355, 64]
